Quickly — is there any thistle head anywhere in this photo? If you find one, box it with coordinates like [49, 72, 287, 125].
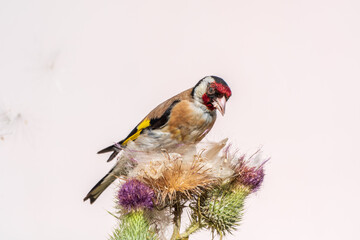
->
[232, 151, 268, 192]
[134, 150, 219, 205]
[118, 179, 155, 211]
[193, 186, 248, 236]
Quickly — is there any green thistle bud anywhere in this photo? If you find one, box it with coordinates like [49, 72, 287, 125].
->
[195, 185, 251, 236]
[110, 211, 157, 240]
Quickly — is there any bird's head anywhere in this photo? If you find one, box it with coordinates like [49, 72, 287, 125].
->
[192, 76, 232, 116]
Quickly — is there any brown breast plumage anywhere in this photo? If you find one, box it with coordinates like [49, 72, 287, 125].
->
[165, 100, 216, 143]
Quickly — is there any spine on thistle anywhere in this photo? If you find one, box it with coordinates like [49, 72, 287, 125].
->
[110, 211, 157, 240]
[191, 185, 250, 237]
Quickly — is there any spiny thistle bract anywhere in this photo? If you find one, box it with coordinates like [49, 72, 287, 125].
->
[192, 185, 250, 236]
[109, 140, 267, 239]
[110, 211, 157, 240]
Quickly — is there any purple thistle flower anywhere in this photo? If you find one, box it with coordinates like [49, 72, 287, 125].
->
[233, 152, 268, 193]
[118, 179, 155, 211]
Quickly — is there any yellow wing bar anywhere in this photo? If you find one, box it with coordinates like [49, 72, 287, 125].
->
[122, 118, 151, 146]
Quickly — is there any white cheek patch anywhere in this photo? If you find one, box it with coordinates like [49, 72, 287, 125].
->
[193, 76, 215, 103]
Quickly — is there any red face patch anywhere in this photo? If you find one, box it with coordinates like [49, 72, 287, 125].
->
[214, 82, 232, 99]
[202, 81, 231, 111]
[202, 93, 216, 110]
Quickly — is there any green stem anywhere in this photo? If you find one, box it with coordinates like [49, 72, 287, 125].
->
[176, 195, 203, 239]
[171, 199, 183, 240]
[177, 222, 201, 240]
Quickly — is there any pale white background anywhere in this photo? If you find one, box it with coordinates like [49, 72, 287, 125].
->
[1, 0, 359, 239]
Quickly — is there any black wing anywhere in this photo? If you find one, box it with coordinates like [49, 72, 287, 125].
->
[97, 100, 180, 162]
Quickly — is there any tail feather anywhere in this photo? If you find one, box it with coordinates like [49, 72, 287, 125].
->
[97, 145, 115, 154]
[86, 143, 128, 203]
[97, 144, 122, 162]
[83, 167, 117, 204]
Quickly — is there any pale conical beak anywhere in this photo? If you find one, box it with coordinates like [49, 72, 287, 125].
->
[212, 96, 227, 116]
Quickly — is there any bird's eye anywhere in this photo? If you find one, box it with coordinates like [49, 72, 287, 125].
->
[216, 93, 224, 98]
[208, 87, 215, 95]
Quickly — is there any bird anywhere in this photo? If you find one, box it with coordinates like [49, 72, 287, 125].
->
[84, 76, 232, 203]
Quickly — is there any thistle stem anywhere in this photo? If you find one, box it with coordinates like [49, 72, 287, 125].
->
[171, 199, 183, 240]
[177, 222, 201, 239]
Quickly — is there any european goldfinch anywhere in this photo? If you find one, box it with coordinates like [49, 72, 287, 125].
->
[84, 76, 231, 203]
